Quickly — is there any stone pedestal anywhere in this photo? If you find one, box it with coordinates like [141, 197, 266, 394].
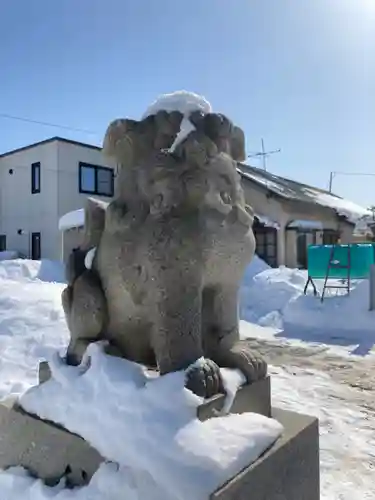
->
[0, 399, 102, 488]
[0, 375, 320, 499]
[211, 408, 320, 500]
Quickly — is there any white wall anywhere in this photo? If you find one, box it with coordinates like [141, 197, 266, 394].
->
[0, 141, 59, 259]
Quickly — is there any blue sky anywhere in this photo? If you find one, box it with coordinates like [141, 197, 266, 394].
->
[0, 0, 373, 205]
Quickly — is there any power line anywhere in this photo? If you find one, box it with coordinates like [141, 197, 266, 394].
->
[0, 112, 99, 136]
[328, 171, 375, 193]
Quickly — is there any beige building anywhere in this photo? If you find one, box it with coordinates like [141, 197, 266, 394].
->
[0, 137, 116, 260]
[237, 164, 367, 268]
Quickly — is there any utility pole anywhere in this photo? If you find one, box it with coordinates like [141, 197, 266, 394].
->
[328, 171, 334, 193]
[248, 138, 281, 171]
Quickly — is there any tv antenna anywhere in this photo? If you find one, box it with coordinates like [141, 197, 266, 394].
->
[248, 138, 281, 171]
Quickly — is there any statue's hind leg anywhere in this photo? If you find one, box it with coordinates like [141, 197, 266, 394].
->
[62, 270, 107, 366]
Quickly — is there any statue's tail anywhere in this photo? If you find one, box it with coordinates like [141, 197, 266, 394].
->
[81, 197, 108, 251]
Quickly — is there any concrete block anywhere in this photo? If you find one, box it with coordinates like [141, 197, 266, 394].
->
[211, 408, 320, 500]
[198, 376, 271, 420]
[0, 399, 103, 487]
[0, 377, 319, 499]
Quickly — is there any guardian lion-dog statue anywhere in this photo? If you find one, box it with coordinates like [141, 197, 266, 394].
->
[61, 107, 267, 398]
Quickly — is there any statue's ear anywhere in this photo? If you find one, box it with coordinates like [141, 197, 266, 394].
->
[102, 118, 139, 166]
[153, 110, 183, 134]
[204, 113, 233, 139]
[153, 110, 183, 149]
[189, 110, 206, 130]
[82, 197, 108, 249]
[230, 126, 246, 162]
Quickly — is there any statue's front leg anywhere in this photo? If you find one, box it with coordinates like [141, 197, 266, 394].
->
[202, 284, 267, 384]
[151, 257, 222, 398]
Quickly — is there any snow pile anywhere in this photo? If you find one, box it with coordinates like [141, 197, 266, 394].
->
[58, 208, 85, 231]
[240, 257, 375, 348]
[142, 90, 212, 152]
[20, 345, 282, 500]
[0, 261, 67, 399]
[302, 188, 370, 225]
[0, 258, 64, 283]
[0, 251, 19, 261]
[241, 264, 306, 329]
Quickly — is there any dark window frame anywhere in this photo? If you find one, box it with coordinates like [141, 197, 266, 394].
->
[253, 218, 278, 267]
[31, 232, 41, 260]
[31, 162, 41, 194]
[0, 235, 6, 252]
[78, 162, 114, 197]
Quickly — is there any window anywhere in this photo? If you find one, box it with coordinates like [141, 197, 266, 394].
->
[0, 235, 6, 252]
[79, 163, 114, 197]
[31, 162, 41, 193]
[323, 230, 340, 245]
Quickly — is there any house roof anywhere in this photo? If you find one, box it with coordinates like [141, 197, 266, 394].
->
[0, 136, 101, 158]
[237, 163, 370, 225]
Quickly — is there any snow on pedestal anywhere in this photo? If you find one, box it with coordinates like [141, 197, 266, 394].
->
[19, 344, 282, 500]
[142, 90, 212, 152]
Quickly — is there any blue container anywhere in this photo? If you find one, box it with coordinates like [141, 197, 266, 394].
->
[307, 244, 374, 279]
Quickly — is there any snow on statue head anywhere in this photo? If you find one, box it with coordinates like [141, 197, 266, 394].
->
[62, 90, 266, 399]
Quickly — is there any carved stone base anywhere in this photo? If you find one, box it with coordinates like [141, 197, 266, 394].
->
[0, 399, 103, 487]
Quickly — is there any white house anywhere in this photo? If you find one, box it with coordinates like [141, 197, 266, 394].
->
[0, 137, 116, 260]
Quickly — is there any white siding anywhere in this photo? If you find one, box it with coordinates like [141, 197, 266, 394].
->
[0, 142, 59, 259]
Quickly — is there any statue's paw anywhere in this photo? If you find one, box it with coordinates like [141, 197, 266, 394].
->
[224, 340, 268, 383]
[185, 358, 223, 399]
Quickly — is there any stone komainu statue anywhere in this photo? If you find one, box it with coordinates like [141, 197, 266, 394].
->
[61, 108, 267, 398]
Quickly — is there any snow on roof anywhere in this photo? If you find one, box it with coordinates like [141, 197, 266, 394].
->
[58, 208, 85, 231]
[301, 188, 371, 225]
[238, 164, 371, 226]
[254, 214, 280, 229]
[287, 219, 323, 230]
[142, 91, 212, 152]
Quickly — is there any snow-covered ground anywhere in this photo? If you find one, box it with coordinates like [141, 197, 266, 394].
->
[240, 256, 375, 358]
[0, 257, 373, 499]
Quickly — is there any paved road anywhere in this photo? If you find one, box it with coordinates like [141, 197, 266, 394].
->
[247, 335, 375, 403]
